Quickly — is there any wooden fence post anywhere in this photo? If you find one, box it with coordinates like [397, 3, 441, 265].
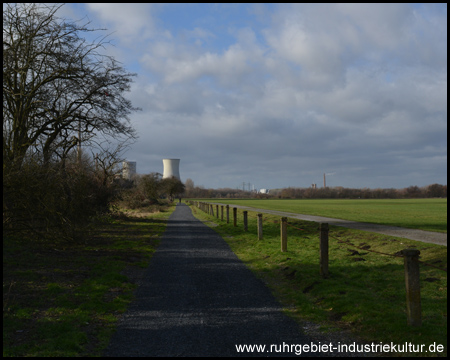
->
[257, 214, 263, 240]
[226, 205, 230, 224]
[319, 223, 329, 278]
[243, 211, 248, 231]
[216, 205, 219, 219]
[233, 207, 237, 227]
[281, 217, 287, 252]
[221, 206, 224, 221]
[401, 249, 422, 326]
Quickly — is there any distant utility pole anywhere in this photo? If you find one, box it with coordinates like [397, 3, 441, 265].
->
[323, 173, 326, 188]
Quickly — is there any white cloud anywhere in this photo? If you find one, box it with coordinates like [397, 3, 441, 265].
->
[86, 3, 157, 41]
[141, 34, 262, 88]
[64, 3, 447, 189]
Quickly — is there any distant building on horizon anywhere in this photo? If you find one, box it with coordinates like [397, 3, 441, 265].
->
[122, 161, 136, 180]
[162, 158, 181, 180]
[259, 188, 269, 194]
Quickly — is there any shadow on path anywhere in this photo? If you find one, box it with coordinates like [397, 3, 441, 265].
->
[104, 204, 319, 357]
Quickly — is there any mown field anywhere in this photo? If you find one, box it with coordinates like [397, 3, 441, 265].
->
[189, 202, 447, 357]
[193, 198, 447, 233]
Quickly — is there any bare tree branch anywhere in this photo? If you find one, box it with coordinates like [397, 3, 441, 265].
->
[3, 3, 140, 167]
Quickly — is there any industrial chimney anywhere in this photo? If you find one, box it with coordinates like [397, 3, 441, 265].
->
[162, 159, 181, 180]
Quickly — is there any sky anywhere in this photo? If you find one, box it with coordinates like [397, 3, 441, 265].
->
[60, 3, 446, 190]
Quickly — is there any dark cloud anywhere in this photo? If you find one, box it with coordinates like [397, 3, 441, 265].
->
[78, 3, 447, 189]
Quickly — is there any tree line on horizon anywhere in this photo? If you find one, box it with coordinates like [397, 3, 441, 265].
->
[183, 180, 447, 199]
[3, 4, 445, 244]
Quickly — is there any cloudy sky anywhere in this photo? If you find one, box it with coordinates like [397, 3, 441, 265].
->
[62, 3, 446, 190]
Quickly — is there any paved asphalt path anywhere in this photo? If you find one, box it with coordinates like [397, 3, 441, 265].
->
[208, 203, 447, 247]
[104, 204, 319, 357]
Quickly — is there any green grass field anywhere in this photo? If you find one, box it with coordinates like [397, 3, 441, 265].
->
[194, 198, 447, 233]
[3, 207, 175, 357]
[190, 202, 447, 357]
[4, 199, 446, 357]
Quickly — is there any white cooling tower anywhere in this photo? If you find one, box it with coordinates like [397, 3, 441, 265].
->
[162, 159, 180, 180]
[122, 161, 136, 180]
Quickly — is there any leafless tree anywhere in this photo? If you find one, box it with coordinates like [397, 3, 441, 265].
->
[3, 3, 139, 168]
[161, 177, 185, 202]
[3, 3, 140, 240]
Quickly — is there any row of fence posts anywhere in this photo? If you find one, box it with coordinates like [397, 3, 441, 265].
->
[190, 201, 423, 327]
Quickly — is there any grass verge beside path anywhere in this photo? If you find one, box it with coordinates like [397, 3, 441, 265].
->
[3, 205, 175, 357]
[190, 203, 447, 357]
[205, 199, 447, 233]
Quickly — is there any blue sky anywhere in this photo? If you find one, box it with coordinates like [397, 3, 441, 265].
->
[60, 3, 446, 190]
